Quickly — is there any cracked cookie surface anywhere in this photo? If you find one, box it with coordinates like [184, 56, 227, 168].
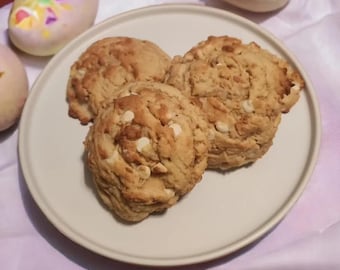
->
[66, 37, 171, 124]
[165, 35, 304, 170]
[84, 82, 208, 222]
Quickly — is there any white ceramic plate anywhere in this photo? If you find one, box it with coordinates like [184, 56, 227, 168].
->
[19, 4, 321, 267]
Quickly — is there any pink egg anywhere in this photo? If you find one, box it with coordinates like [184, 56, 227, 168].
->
[0, 44, 28, 131]
[8, 0, 99, 56]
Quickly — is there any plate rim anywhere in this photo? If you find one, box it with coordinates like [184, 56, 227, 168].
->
[18, 3, 322, 267]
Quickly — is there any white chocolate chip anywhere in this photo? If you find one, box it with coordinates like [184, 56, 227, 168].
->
[242, 99, 254, 113]
[119, 91, 129, 97]
[215, 121, 229, 133]
[136, 137, 150, 153]
[136, 165, 151, 179]
[290, 83, 300, 92]
[169, 122, 182, 137]
[77, 68, 86, 78]
[152, 162, 168, 173]
[120, 91, 138, 97]
[164, 188, 175, 197]
[105, 149, 119, 164]
[121, 110, 134, 123]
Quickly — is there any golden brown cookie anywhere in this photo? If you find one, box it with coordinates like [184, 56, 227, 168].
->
[66, 37, 171, 124]
[84, 82, 209, 222]
[165, 35, 304, 170]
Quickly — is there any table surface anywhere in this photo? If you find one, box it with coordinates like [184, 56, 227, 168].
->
[1, 1, 340, 269]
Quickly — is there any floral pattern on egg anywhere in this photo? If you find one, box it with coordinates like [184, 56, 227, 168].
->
[10, 0, 72, 38]
[8, 0, 99, 56]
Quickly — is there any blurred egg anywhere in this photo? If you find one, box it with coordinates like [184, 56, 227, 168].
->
[0, 44, 28, 132]
[8, 0, 99, 56]
[222, 0, 289, 12]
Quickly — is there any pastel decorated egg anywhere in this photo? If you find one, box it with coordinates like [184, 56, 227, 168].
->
[8, 0, 99, 56]
[0, 44, 28, 132]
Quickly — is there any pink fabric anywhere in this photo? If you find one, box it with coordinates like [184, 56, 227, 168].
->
[1, 1, 340, 269]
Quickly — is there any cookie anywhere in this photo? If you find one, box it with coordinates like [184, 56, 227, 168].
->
[165, 35, 304, 170]
[66, 37, 171, 124]
[84, 82, 209, 222]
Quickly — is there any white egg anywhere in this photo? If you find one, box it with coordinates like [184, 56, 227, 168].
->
[8, 0, 99, 56]
[0, 44, 29, 132]
[222, 0, 289, 12]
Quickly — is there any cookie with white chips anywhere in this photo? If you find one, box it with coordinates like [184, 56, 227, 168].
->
[165, 35, 304, 170]
[84, 82, 209, 222]
[66, 37, 171, 124]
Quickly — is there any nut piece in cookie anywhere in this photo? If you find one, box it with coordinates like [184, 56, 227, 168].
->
[84, 82, 209, 222]
[66, 37, 171, 124]
[166, 35, 304, 170]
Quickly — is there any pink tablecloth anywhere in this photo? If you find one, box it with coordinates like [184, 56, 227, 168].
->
[1, 1, 340, 269]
